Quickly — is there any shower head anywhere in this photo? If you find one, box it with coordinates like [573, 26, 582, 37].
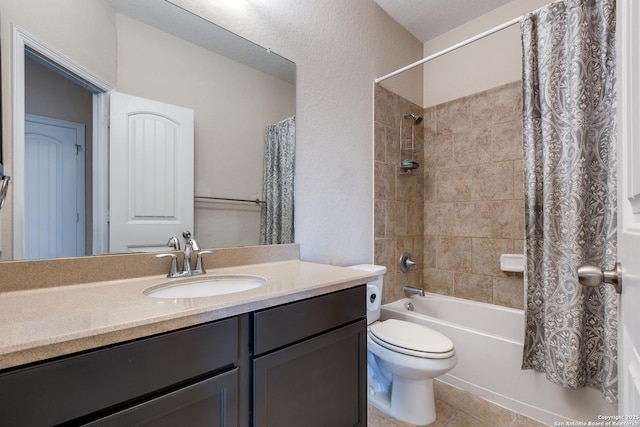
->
[402, 112, 423, 125]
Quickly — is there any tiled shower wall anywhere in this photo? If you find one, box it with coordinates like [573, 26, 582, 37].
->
[374, 81, 525, 309]
[374, 85, 425, 304]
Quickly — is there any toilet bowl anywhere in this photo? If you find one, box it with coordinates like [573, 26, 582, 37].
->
[348, 265, 457, 426]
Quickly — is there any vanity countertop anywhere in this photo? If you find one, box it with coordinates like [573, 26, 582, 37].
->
[0, 260, 376, 370]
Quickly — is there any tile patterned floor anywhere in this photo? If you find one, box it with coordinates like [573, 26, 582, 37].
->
[367, 380, 549, 427]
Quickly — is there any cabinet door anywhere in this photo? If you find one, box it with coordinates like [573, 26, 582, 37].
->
[85, 368, 238, 427]
[253, 320, 366, 427]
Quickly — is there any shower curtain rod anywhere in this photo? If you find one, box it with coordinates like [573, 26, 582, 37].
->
[374, 15, 522, 83]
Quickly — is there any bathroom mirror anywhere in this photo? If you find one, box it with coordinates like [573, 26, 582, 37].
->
[0, 0, 296, 260]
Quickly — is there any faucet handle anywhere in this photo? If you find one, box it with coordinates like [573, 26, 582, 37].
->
[194, 250, 214, 275]
[399, 252, 417, 273]
[156, 253, 179, 278]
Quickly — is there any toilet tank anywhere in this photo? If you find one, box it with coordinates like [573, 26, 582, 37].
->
[347, 264, 386, 324]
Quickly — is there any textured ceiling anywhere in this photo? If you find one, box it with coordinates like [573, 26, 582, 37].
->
[374, 0, 514, 43]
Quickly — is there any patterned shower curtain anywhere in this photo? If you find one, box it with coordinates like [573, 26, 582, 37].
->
[260, 116, 295, 245]
[521, 0, 618, 403]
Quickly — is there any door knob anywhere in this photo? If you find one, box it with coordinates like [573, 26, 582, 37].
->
[577, 263, 622, 294]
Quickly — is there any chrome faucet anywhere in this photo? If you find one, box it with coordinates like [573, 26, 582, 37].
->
[156, 234, 213, 278]
[182, 237, 200, 275]
[403, 286, 425, 297]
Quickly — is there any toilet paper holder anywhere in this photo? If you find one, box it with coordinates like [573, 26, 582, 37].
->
[366, 285, 381, 311]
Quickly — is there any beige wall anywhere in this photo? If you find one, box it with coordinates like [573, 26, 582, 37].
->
[379, 64, 424, 108]
[0, 0, 117, 86]
[171, 0, 424, 265]
[422, 0, 550, 108]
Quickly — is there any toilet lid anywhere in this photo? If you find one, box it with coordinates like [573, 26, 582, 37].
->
[370, 319, 454, 357]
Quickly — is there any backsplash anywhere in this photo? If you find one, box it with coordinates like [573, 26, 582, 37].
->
[0, 244, 300, 293]
[375, 82, 525, 309]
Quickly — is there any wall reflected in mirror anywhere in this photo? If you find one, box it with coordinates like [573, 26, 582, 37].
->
[0, 0, 296, 261]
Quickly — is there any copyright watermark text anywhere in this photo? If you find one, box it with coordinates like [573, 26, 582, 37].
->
[553, 415, 640, 427]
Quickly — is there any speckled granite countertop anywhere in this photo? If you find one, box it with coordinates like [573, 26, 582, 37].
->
[0, 260, 376, 370]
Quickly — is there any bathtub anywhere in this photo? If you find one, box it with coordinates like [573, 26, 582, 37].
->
[381, 293, 617, 425]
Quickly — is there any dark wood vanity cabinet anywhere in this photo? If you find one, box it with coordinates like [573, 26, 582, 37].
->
[0, 285, 366, 427]
[0, 317, 241, 427]
[252, 285, 367, 427]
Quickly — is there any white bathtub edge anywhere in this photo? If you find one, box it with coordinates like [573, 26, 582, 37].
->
[438, 374, 567, 426]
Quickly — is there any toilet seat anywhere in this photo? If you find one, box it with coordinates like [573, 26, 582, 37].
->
[369, 319, 455, 359]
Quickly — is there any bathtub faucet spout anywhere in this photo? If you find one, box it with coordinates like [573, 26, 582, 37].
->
[403, 286, 425, 297]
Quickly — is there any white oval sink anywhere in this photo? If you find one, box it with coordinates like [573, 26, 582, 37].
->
[145, 275, 266, 299]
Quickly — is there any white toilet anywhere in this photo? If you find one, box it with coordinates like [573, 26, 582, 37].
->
[349, 264, 458, 426]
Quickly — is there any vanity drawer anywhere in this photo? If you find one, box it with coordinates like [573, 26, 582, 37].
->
[252, 285, 365, 356]
[85, 368, 238, 427]
[0, 316, 239, 427]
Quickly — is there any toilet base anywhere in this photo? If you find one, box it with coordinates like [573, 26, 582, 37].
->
[368, 376, 436, 426]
